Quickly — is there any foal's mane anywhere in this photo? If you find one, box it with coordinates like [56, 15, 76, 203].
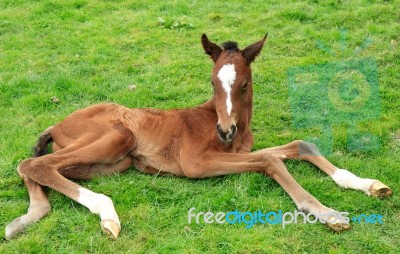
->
[222, 41, 239, 51]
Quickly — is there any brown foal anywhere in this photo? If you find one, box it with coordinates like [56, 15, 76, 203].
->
[5, 34, 392, 240]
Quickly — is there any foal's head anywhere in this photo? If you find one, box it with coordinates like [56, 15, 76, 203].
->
[201, 34, 267, 143]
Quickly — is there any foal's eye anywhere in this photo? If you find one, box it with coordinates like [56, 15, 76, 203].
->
[241, 82, 249, 92]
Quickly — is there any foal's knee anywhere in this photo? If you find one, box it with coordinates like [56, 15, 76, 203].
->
[298, 141, 321, 156]
[263, 154, 286, 177]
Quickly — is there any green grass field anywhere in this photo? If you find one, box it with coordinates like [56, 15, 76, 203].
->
[1, 0, 399, 253]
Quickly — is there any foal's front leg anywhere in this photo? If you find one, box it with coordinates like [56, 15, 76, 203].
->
[254, 140, 393, 198]
[181, 152, 350, 232]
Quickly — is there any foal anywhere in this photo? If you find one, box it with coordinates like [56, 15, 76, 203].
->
[6, 34, 392, 240]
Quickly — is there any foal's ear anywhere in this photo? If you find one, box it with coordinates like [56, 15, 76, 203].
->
[242, 33, 268, 65]
[201, 34, 222, 63]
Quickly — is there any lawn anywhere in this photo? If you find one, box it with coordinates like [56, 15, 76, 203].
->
[1, 0, 399, 253]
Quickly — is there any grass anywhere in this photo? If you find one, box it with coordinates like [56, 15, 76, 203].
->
[0, 0, 399, 253]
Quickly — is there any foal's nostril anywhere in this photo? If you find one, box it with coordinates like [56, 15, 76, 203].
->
[230, 125, 237, 136]
[216, 123, 222, 133]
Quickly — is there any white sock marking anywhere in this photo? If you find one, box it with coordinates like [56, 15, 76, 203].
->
[77, 188, 120, 225]
[331, 168, 376, 195]
[217, 64, 236, 116]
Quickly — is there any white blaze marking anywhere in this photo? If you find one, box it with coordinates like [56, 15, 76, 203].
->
[217, 64, 236, 116]
[331, 168, 376, 195]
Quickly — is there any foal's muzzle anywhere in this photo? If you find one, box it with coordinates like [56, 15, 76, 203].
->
[217, 123, 237, 143]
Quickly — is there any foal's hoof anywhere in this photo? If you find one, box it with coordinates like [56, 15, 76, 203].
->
[369, 181, 393, 198]
[5, 219, 24, 240]
[101, 220, 120, 240]
[326, 222, 351, 232]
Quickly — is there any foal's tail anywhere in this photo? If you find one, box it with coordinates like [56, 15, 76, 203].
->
[33, 126, 53, 157]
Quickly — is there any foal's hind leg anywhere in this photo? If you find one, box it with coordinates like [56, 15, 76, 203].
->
[59, 156, 133, 180]
[5, 172, 50, 240]
[255, 140, 393, 198]
[15, 133, 135, 239]
[6, 150, 133, 239]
